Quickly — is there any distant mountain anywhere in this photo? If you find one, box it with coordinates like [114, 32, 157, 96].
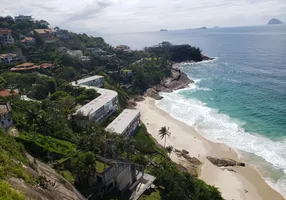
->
[267, 18, 283, 25]
[160, 29, 168, 32]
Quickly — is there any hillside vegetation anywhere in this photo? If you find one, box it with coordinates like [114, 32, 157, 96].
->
[0, 16, 223, 200]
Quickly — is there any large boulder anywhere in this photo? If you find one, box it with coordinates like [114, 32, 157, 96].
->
[146, 88, 163, 100]
[206, 156, 245, 167]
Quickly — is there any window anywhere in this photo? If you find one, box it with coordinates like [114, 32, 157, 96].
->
[1, 121, 4, 125]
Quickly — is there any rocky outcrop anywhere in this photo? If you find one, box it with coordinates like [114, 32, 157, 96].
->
[267, 18, 283, 25]
[146, 65, 193, 99]
[206, 156, 245, 167]
[146, 88, 163, 100]
[174, 149, 202, 177]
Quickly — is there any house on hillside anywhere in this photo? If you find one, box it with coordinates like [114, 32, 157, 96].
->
[34, 29, 56, 43]
[67, 50, 83, 58]
[14, 15, 34, 22]
[0, 90, 19, 97]
[0, 28, 14, 45]
[105, 109, 141, 136]
[20, 37, 36, 47]
[115, 45, 132, 53]
[57, 47, 68, 53]
[40, 63, 54, 70]
[10, 62, 39, 72]
[92, 157, 156, 200]
[0, 53, 18, 65]
[0, 102, 13, 131]
[72, 76, 118, 123]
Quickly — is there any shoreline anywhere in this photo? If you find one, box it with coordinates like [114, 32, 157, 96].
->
[136, 97, 285, 200]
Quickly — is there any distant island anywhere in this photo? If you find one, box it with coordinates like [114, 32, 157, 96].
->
[186, 27, 207, 31]
[160, 29, 168, 32]
[267, 18, 284, 25]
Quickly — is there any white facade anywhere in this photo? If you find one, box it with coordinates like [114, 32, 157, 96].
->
[0, 102, 13, 131]
[67, 50, 83, 58]
[105, 109, 140, 136]
[72, 75, 104, 88]
[72, 76, 118, 122]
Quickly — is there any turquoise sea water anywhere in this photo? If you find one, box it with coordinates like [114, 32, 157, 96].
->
[103, 25, 286, 196]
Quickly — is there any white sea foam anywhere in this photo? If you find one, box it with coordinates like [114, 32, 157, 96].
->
[156, 91, 286, 197]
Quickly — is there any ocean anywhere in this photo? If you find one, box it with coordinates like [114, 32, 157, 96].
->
[102, 25, 286, 197]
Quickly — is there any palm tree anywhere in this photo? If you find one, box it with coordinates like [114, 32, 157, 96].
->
[165, 145, 173, 157]
[158, 126, 171, 148]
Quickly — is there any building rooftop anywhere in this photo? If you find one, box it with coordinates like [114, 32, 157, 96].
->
[74, 85, 118, 116]
[34, 29, 56, 34]
[71, 75, 104, 86]
[0, 90, 18, 97]
[0, 53, 17, 59]
[40, 63, 54, 69]
[20, 37, 35, 43]
[0, 28, 11, 34]
[105, 109, 140, 134]
[0, 102, 12, 117]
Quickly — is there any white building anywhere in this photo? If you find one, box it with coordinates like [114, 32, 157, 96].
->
[72, 76, 118, 122]
[0, 28, 14, 45]
[14, 15, 33, 22]
[73, 75, 105, 88]
[67, 50, 83, 58]
[105, 109, 140, 136]
[0, 102, 13, 131]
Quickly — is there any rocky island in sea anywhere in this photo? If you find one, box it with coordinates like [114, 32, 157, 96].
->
[267, 18, 284, 25]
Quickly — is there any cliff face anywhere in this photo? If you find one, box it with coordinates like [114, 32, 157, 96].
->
[267, 18, 283, 25]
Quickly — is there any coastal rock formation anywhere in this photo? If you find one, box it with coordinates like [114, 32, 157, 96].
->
[146, 65, 193, 99]
[146, 88, 163, 100]
[206, 156, 245, 167]
[146, 56, 214, 100]
[174, 149, 202, 177]
[267, 18, 283, 25]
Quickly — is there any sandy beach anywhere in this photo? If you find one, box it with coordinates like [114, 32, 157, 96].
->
[136, 97, 285, 200]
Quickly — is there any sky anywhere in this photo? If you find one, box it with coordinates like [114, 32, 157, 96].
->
[1, 0, 286, 34]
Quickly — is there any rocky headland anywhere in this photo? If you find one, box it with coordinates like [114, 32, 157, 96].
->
[146, 56, 214, 100]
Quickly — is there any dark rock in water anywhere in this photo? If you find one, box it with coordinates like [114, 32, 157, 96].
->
[267, 18, 283, 25]
[206, 156, 246, 167]
[202, 55, 214, 61]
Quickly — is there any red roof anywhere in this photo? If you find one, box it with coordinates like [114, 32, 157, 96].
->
[40, 63, 54, 69]
[20, 37, 35, 43]
[10, 65, 39, 71]
[0, 90, 18, 97]
[0, 28, 11, 34]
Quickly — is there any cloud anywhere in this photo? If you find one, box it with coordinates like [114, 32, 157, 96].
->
[0, 0, 285, 33]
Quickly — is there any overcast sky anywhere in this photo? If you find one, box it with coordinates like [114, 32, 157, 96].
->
[1, 0, 286, 34]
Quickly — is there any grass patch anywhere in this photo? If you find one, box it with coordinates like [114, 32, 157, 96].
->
[59, 170, 75, 185]
[139, 188, 161, 200]
[0, 131, 36, 184]
[18, 132, 76, 160]
[0, 180, 24, 200]
[96, 161, 109, 173]
[134, 125, 166, 156]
